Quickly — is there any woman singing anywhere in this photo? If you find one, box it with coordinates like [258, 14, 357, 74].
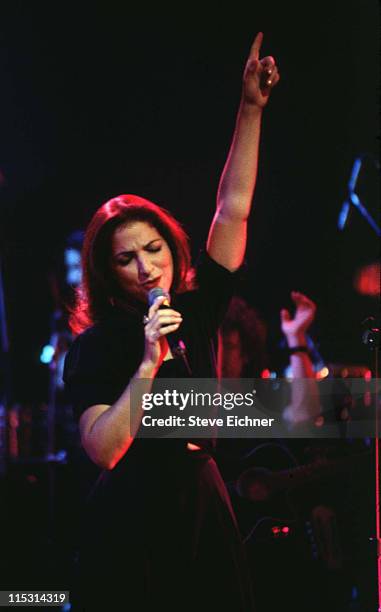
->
[64, 32, 279, 611]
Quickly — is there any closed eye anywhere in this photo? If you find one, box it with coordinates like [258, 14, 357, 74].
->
[114, 240, 162, 266]
[115, 255, 133, 266]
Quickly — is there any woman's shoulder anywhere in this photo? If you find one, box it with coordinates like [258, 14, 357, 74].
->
[178, 250, 245, 304]
[70, 320, 110, 351]
[64, 312, 143, 381]
[174, 250, 246, 333]
[195, 250, 246, 283]
[64, 323, 110, 380]
[72, 308, 141, 345]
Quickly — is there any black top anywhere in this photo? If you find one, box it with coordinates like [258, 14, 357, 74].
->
[62, 252, 255, 611]
[63, 251, 242, 422]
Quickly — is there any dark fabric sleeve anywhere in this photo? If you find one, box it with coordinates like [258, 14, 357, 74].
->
[194, 250, 246, 334]
[63, 327, 130, 422]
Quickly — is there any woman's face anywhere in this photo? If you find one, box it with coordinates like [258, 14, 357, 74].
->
[110, 221, 174, 303]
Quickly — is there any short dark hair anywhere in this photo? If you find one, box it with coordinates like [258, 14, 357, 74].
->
[70, 194, 191, 334]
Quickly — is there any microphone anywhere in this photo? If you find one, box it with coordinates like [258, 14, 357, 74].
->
[147, 287, 187, 359]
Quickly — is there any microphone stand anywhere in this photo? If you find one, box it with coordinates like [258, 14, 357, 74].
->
[0, 255, 10, 477]
[45, 310, 70, 547]
[346, 191, 381, 237]
[363, 320, 381, 612]
[338, 154, 380, 609]
[338, 155, 381, 237]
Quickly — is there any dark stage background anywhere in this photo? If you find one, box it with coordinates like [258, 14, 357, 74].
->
[0, 2, 379, 402]
[0, 2, 379, 610]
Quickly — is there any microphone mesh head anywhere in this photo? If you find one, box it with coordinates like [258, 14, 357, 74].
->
[148, 287, 170, 307]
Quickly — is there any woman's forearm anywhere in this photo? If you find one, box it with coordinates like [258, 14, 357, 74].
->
[206, 102, 263, 271]
[216, 102, 263, 220]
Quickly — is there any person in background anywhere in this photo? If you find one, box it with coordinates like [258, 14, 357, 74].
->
[217, 293, 372, 612]
[219, 290, 321, 424]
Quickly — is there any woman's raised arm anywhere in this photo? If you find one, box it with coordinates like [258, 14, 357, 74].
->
[207, 32, 280, 271]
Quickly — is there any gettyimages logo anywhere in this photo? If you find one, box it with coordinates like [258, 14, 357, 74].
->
[129, 378, 378, 439]
[141, 388, 256, 411]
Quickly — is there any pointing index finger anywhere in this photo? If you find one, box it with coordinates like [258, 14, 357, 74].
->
[250, 32, 263, 60]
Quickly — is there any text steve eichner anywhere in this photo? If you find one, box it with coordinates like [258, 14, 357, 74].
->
[141, 415, 275, 428]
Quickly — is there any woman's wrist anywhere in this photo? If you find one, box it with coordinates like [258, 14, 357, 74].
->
[239, 97, 264, 116]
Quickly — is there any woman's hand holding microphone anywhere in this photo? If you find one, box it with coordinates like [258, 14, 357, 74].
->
[142, 295, 183, 371]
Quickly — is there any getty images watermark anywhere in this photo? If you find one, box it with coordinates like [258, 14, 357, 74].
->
[140, 387, 275, 429]
[129, 378, 380, 439]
